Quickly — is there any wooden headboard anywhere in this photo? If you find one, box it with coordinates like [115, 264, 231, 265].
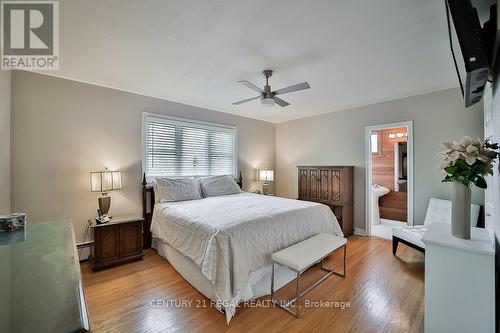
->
[141, 172, 243, 249]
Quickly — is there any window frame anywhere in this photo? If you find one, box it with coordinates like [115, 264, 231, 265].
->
[142, 112, 237, 180]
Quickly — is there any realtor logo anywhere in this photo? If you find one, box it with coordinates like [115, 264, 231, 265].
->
[1, 1, 59, 70]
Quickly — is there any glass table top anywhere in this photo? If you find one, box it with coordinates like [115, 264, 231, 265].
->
[0, 220, 90, 333]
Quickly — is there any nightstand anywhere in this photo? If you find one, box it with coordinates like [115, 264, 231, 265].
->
[89, 215, 144, 271]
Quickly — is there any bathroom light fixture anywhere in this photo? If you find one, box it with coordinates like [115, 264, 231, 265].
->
[388, 132, 407, 139]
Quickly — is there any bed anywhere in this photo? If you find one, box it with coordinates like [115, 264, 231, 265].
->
[142, 174, 343, 323]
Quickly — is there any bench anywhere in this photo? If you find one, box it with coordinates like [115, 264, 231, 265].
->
[270, 233, 347, 318]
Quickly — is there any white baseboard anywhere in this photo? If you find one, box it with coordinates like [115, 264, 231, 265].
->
[353, 228, 367, 236]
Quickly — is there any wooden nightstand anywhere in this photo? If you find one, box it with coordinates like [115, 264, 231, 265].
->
[89, 215, 144, 271]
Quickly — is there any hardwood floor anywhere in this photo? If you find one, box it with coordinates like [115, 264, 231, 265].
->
[81, 236, 424, 333]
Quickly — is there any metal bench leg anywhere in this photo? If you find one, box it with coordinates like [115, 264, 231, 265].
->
[342, 244, 347, 277]
[271, 263, 301, 318]
[272, 243, 347, 318]
[295, 271, 301, 318]
[271, 262, 275, 300]
[321, 244, 346, 277]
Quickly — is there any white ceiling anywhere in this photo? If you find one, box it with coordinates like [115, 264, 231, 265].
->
[45, 0, 463, 123]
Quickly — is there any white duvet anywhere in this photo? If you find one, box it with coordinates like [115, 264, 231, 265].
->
[150, 192, 343, 322]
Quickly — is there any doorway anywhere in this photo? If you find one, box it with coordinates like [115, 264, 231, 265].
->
[365, 121, 414, 239]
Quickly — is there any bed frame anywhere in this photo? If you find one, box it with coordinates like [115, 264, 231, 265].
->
[141, 172, 243, 249]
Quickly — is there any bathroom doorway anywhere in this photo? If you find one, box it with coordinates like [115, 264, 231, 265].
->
[365, 121, 413, 239]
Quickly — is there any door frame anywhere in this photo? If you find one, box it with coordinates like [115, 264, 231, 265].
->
[364, 121, 414, 236]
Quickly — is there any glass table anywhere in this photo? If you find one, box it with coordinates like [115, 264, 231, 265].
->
[0, 220, 90, 333]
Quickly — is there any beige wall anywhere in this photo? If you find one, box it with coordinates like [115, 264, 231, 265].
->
[11, 71, 275, 244]
[0, 70, 10, 213]
[276, 88, 484, 230]
[8, 71, 488, 237]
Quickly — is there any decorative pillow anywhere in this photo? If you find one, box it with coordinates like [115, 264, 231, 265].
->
[154, 177, 202, 202]
[199, 175, 243, 197]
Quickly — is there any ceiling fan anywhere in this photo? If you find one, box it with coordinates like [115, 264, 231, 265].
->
[232, 70, 310, 108]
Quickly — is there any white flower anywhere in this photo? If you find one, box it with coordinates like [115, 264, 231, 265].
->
[448, 151, 460, 163]
[466, 144, 478, 153]
[462, 153, 477, 165]
[439, 136, 499, 177]
[440, 142, 454, 151]
[460, 136, 473, 146]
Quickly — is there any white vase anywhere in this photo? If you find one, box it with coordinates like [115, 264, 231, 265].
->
[451, 182, 471, 239]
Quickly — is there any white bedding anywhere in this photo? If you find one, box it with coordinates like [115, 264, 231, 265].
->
[150, 192, 343, 322]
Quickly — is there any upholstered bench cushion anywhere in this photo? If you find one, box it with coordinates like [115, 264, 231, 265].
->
[392, 225, 427, 249]
[271, 233, 347, 271]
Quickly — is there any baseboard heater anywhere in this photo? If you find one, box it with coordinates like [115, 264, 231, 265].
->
[76, 241, 93, 263]
[77, 241, 93, 249]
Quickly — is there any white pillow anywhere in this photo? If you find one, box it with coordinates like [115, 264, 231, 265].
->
[199, 175, 243, 197]
[154, 177, 202, 202]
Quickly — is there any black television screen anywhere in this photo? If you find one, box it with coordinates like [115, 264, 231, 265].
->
[447, 6, 468, 96]
[446, 0, 491, 107]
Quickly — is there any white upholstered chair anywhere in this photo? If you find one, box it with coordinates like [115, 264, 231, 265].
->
[392, 198, 481, 254]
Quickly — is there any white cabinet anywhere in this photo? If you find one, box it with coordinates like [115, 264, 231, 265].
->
[422, 223, 495, 333]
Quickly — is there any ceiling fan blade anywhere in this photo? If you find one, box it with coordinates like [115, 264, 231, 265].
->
[232, 96, 261, 105]
[274, 96, 290, 107]
[237, 80, 263, 93]
[273, 82, 311, 96]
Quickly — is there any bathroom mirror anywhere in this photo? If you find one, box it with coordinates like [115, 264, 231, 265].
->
[394, 142, 407, 192]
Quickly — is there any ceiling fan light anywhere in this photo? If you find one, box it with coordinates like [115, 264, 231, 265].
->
[262, 97, 275, 107]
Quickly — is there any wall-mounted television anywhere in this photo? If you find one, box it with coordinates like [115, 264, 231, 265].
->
[446, 0, 492, 107]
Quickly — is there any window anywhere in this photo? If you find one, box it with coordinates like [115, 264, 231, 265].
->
[143, 113, 237, 178]
[370, 132, 379, 154]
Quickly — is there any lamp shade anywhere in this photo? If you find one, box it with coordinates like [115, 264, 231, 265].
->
[90, 170, 122, 192]
[258, 169, 275, 182]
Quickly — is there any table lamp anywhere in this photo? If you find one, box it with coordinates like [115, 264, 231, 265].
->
[258, 169, 274, 195]
[90, 168, 122, 216]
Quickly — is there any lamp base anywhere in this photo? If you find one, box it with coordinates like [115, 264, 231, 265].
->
[98, 196, 111, 215]
[262, 183, 270, 195]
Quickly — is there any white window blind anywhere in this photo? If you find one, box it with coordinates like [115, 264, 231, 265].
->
[143, 114, 237, 178]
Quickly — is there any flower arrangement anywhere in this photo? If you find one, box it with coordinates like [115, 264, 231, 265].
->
[440, 136, 499, 188]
